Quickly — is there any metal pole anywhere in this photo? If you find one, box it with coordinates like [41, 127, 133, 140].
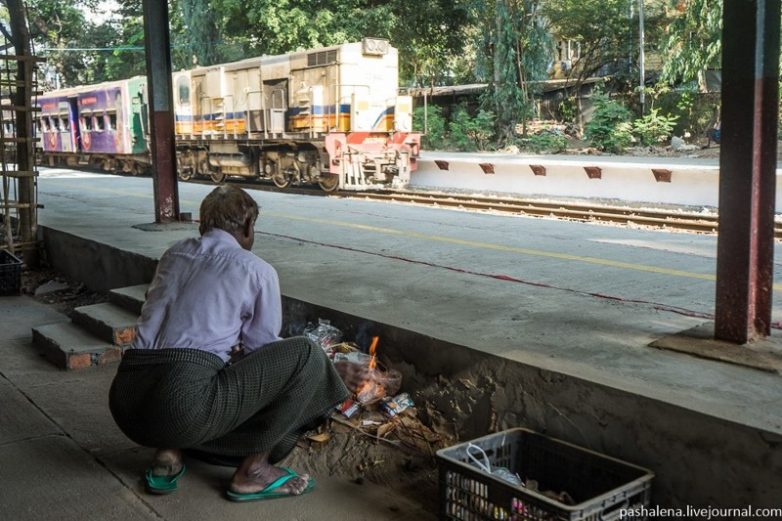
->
[142, 0, 180, 223]
[715, 0, 780, 343]
[638, 0, 645, 113]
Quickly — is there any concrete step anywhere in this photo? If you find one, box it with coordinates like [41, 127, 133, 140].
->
[71, 303, 139, 347]
[108, 284, 147, 315]
[32, 322, 121, 370]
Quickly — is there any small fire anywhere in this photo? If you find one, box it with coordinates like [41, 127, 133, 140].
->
[367, 336, 379, 371]
[356, 336, 383, 404]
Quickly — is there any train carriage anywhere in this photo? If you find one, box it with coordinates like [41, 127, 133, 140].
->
[38, 77, 149, 173]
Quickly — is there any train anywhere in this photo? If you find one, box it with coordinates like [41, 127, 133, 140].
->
[37, 38, 421, 192]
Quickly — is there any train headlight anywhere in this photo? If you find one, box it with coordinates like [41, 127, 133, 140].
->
[362, 38, 389, 56]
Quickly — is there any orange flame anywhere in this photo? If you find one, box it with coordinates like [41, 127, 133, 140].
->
[356, 336, 383, 404]
[368, 336, 379, 371]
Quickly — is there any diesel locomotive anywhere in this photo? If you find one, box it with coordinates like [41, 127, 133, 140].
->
[37, 38, 421, 192]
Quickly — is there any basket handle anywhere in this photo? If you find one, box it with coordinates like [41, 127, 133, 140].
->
[465, 443, 492, 473]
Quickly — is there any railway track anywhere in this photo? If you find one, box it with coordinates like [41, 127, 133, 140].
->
[347, 189, 782, 238]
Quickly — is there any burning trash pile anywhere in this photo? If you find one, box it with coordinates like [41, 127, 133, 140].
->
[302, 320, 444, 456]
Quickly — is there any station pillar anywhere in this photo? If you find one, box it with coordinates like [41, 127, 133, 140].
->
[715, 0, 780, 343]
[142, 0, 180, 223]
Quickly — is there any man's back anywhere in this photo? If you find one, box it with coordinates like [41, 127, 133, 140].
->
[133, 228, 282, 362]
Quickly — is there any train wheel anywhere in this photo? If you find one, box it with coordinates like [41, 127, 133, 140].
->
[318, 174, 339, 192]
[210, 169, 226, 184]
[271, 171, 291, 189]
[178, 168, 194, 181]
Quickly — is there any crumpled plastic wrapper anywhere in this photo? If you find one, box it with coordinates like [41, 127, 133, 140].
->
[304, 319, 343, 355]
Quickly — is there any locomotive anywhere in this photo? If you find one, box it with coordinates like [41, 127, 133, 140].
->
[37, 38, 421, 192]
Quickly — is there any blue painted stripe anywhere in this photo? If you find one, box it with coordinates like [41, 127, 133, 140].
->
[175, 104, 356, 122]
[175, 111, 247, 121]
[371, 107, 395, 129]
[287, 104, 351, 116]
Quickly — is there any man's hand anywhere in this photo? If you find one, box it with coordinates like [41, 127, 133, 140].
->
[229, 345, 245, 364]
[334, 361, 371, 393]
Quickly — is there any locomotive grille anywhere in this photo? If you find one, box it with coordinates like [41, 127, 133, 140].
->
[307, 50, 337, 67]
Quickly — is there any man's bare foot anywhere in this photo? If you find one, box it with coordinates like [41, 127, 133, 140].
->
[230, 453, 310, 496]
[150, 448, 183, 477]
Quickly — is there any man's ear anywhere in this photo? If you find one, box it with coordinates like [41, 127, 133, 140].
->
[243, 216, 254, 239]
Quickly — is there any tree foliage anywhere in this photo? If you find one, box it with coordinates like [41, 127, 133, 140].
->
[205, 0, 469, 86]
[659, 0, 722, 92]
[542, 0, 668, 85]
[179, 0, 221, 66]
[474, 0, 551, 142]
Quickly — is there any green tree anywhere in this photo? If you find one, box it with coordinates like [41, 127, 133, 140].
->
[90, 0, 147, 83]
[659, 0, 722, 92]
[209, 0, 469, 86]
[179, 0, 222, 66]
[475, 0, 551, 142]
[542, 0, 667, 84]
[385, 0, 471, 86]
[26, 0, 93, 87]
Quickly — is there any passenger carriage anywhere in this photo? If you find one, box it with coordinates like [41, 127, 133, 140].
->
[37, 78, 149, 173]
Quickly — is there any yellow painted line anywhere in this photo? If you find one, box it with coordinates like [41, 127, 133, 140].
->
[264, 211, 782, 291]
[57, 183, 782, 291]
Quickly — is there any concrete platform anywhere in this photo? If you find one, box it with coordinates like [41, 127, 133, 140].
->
[0, 296, 432, 521]
[31, 168, 782, 508]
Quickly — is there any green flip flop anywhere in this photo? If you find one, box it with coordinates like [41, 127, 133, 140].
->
[226, 467, 315, 502]
[145, 464, 187, 495]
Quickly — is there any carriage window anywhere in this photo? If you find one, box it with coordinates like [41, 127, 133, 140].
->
[60, 117, 70, 131]
[81, 115, 92, 130]
[41, 117, 49, 132]
[177, 77, 190, 106]
[107, 112, 117, 131]
[93, 114, 103, 131]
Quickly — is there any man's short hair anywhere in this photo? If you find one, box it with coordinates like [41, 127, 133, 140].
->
[199, 186, 259, 235]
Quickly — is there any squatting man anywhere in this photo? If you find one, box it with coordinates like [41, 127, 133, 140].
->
[110, 185, 367, 500]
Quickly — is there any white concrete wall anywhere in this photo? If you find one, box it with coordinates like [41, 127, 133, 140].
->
[411, 152, 782, 211]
